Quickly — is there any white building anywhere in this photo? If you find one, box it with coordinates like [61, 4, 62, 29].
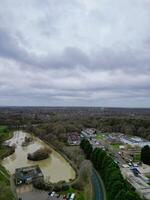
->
[120, 136, 150, 148]
[81, 128, 96, 139]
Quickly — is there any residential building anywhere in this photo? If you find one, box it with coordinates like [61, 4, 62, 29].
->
[68, 132, 81, 145]
[81, 128, 97, 139]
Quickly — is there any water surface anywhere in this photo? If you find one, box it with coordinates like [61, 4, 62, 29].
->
[2, 131, 75, 183]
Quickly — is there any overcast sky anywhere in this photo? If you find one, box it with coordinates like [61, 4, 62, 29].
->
[0, 0, 150, 107]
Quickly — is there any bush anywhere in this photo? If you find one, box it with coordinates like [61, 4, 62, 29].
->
[33, 179, 53, 190]
[27, 148, 51, 161]
[33, 179, 70, 192]
[72, 180, 83, 191]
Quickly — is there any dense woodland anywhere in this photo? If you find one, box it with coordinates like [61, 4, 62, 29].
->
[0, 107, 150, 142]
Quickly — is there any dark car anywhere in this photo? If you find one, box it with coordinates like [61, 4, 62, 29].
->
[48, 191, 52, 196]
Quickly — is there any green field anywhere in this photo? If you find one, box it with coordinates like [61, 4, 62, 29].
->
[0, 126, 12, 142]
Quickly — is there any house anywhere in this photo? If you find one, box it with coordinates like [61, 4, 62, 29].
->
[81, 128, 97, 139]
[68, 132, 81, 145]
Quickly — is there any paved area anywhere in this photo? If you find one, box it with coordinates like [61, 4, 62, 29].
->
[19, 189, 64, 200]
[92, 169, 106, 200]
[21, 190, 48, 200]
[121, 167, 150, 199]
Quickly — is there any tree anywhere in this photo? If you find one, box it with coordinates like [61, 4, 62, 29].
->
[80, 139, 93, 159]
[141, 145, 150, 165]
[79, 160, 92, 183]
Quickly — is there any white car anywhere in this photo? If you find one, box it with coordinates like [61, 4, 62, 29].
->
[50, 191, 55, 197]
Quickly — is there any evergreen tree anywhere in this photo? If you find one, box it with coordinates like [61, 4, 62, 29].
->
[141, 145, 150, 165]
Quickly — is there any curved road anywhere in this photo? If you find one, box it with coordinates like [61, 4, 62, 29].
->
[92, 169, 106, 200]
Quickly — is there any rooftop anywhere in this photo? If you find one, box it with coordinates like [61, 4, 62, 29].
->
[15, 165, 43, 185]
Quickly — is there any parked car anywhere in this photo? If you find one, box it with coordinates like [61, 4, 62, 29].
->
[51, 191, 55, 197]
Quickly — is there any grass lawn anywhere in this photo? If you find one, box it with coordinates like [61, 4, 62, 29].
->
[96, 134, 106, 141]
[133, 153, 141, 161]
[111, 143, 120, 150]
[0, 125, 12, 142]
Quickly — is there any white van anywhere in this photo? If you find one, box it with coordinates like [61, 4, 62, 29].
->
[70, 193, 75, 200]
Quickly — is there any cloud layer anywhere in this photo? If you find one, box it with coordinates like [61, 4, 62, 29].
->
[0, 0, 150, 107]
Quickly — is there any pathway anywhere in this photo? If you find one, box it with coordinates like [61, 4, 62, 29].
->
[92, 169, 106, 200]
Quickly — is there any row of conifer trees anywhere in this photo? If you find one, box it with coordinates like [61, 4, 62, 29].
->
[80, 139, 143, 200]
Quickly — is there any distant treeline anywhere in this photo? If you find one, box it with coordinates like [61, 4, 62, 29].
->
[25, 117, 150, 143]
[0, 107, 150, 141]
[80, 139, 143, 200]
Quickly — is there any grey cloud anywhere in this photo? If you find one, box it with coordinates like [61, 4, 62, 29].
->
[0, 26, 149, 75]
[0, 0, 150, 107]
[0, 28, 37, 66]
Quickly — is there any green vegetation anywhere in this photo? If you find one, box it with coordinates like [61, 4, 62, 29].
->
[0, 126, 11, 142]
[133, 153, 141, 162]
[27, 147, 51, 161]
[111, 143, 120, 150]
[0, 145, 15, 160]
[141, 145, 150, 165]
[0, 125, 15, 200]
[61, 184, 91, 200]
[63, 160, 93, 200]
[0, 163, 15, 200]
[96, 134, 106, 141]
[80, 139, 143, 200]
